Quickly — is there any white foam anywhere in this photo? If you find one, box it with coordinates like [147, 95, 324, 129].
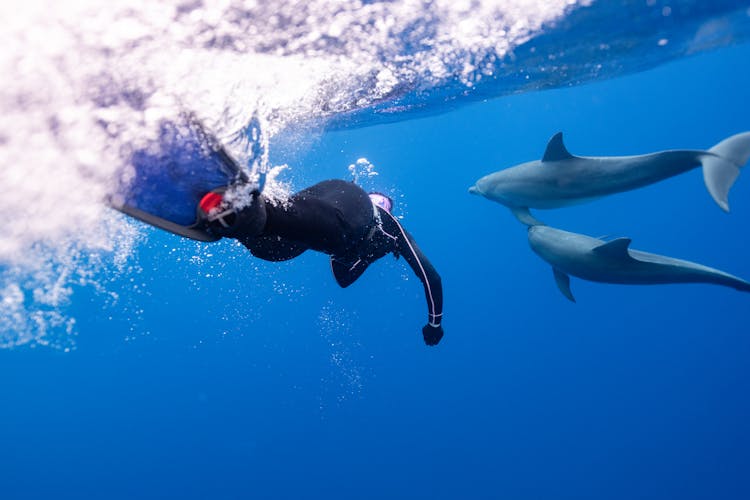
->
[0, 0, 580, 348]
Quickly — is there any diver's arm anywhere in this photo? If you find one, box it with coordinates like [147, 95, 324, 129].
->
[378, 208, 444, 345]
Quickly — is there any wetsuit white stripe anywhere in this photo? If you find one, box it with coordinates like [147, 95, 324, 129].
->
[382, 210, 438, 325]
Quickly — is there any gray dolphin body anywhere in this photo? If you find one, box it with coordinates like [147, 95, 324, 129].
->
[527, 224, 750, 302]
[469, 132, 750, 223]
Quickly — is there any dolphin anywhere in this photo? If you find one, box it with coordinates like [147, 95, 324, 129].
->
[469, 132, 750, 224]
[525, 224, 750, 302]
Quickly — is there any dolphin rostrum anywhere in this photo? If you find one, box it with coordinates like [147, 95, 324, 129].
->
[526, 224, 750, 302]
[469, 132, 750, 224]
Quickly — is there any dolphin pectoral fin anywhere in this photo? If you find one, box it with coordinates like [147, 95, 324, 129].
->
[510, 206, 545, 226]
[542, 132, 575, 162]
[552, 268, 576, 302]
[702, 155, 739, 212]
[592, 237, 633, 259]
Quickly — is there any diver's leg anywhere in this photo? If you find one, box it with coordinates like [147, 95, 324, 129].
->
[241, 235, 308, 262]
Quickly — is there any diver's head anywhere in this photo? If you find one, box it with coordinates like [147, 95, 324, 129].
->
[368, 192, 393, 213]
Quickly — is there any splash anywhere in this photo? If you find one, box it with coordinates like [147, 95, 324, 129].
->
[0, 213, 141, 349]
[3, 0, 582, 250]
[2, 0, 748, 347]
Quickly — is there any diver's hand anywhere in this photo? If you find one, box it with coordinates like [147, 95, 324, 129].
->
[422, 324, 444, 346]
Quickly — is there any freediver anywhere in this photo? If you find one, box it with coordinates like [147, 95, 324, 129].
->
[196, 179, 444, 346]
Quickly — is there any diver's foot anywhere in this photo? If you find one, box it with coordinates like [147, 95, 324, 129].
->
[198, 188, 237, 233]
[198, 187, 267, 238]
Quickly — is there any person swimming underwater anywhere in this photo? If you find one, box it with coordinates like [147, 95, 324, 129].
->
[197, 179, 444, 346]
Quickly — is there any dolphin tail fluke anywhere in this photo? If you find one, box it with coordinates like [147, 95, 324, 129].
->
[552, 268, 576, 303]
[511, 206, 545, 227]
[703, 132, 750, 212]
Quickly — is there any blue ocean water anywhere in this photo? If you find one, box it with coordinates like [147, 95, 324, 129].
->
[3, 3, 750, 500]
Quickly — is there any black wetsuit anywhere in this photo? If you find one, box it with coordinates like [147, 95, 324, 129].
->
[217, 179, 444, 345]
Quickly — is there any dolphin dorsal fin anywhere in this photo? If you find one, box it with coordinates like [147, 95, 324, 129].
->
[592, 237, 633, 259]
[542, 132, 574, 162]
[552, 268, 576, 303]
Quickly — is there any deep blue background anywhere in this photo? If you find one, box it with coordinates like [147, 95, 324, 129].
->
[2, 43, 750, 500]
